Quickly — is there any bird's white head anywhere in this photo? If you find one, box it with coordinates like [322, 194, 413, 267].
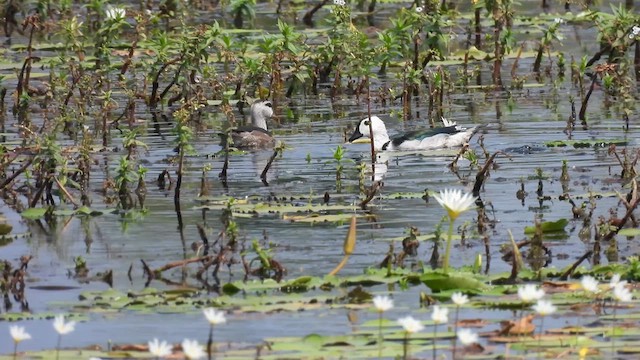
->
[348, 116, 389, 149]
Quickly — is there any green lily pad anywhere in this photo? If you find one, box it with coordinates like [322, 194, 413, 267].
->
[421, 271, 490, 292]
[524, 219, 569, 234]
[20, 207, 48, 219]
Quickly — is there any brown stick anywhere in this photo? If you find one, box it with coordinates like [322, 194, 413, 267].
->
[472, 151, 509, 196]
[152, 255, 213, 274]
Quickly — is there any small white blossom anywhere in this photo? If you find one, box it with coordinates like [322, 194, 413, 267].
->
[613, 283, 633, 302]
[457, 328, 479, 346]
[148, 338, 172, 357]
[203, 308, 226, 325]
[415, 6, 423, 12]
[397, 316, 424, 334]
[333, 0, 346, 5]
[451, 292, 469, 306]
[518, 284, 545, 302]
[181, 339, 205, 360]
[581, 276, 600, 294]
[372, 295, 393, 312]
[431, 305, 449, 324]
[9, 325, 31, 343]
[105, 6, 126, 21]
[532, 299, 557, 316]
[53, 315, 76, 335]
[633, 25, 640, 35]
[554, 18, 564, 24]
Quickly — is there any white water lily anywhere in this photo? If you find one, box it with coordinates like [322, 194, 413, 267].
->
[609, 274, 626, 289]
[532, 299, 557, 316]
[105, 6, 126, 21]
[53, 314, 76, 335]
[181, 339, 205, 360]
[451, 292, 469, 306]
[431, 305, 449, 324]
[433, 189, 477, 221]
[457, 328, 479, 346]
[517, 284, 545, 302]
[581, 275, 600, 294]
[397, 316, 424, 334]
[203, 308, 226, 325]
[613, 283, 633, 302]
[372, 295, 393, 312]
[148, 338, 172, 357]
[9, 325, 31, 343]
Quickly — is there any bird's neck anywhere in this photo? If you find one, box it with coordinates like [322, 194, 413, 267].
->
[372, 132, 390, 151]
[251, 114, 268, 130]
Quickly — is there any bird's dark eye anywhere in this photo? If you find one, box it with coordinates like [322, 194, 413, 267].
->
[364, 120, 370, 126]
[264, 101, 272, 108]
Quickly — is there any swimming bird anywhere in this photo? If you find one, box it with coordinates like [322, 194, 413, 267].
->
[348, 116, 479, 151]
[219, 100, 275, 149]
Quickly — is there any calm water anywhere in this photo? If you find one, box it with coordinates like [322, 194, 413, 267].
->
[0, 0, 637, 355]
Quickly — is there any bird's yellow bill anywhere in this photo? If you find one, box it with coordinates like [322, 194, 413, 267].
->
[350, 138, 371, 144]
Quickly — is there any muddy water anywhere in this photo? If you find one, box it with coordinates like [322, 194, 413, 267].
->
[0, 2, 638, 355]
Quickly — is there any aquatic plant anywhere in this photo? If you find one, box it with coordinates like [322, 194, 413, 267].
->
[372, 294, 393, 358]
[181, 338, 206, 360]
[397, 315, 423, 359]
[53, 315, 76, 360]
[532, 298, 556, 358]
[451, 292, 469, 358]
[430, 305, 448, 358]
[148, 338, 172, 359]
[203, 308, 226, 358]
[9, 325, 31, 359]
[433, 189, 477, 272]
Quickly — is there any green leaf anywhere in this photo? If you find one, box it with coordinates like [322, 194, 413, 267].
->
[618, 228, 640, 237]
[421, 271, 489, 292]
[524, 218, 569, 234]
[20, 207, 48, 219]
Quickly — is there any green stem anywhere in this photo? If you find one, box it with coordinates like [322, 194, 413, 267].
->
[56, 335, 61, 360]
[403, 331, 409, 360]
[13, 342, 17, 360]
[443, 219, 455, 272]
[452, 306, 459, 359]
[433, 323, 437, 359]
[612, 301, 618, 356]
[207, 324, 214, 360]
[378, 312, 383, 359]
[537, 316, 545, 360]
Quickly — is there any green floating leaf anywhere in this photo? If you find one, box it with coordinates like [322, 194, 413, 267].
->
[524, 218, 569, 234]
[618, 228, 640, 237]
[421, 271, 489, 292]
[20, 207, 48, 219]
